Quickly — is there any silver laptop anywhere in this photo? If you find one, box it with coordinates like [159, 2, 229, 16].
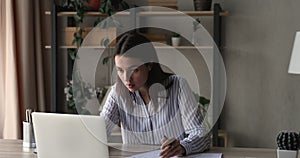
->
[32, 112, 109, 158]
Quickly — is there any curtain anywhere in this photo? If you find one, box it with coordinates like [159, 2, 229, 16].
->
[0, 0, 20, 139]
[0, 0, 47, 139]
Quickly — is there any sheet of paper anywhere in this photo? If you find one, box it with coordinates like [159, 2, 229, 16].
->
[127, 149, 222, 158]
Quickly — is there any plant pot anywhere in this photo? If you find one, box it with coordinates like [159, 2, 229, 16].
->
[194, 0, 212, 11]
[277, 149, 298, 158]
[85, 0, 101, 10]
[171, 37, 181, 46]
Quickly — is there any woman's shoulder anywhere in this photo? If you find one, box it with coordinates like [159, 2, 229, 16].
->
[165, 75, 189, 89]
[105, 84, 117, 97]
[167, 74, 186, 83]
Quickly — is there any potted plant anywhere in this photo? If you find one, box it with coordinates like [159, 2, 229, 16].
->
[171, 32, 181, 46]
[276, 130, 300, 158]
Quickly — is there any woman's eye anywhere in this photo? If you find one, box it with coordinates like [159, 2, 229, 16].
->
[117, 68, 123, 73]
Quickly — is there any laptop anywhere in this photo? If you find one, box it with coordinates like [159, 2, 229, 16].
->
[32, 112, 109, 158]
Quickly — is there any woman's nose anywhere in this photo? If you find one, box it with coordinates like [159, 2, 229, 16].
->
[123, 71, 132, 81]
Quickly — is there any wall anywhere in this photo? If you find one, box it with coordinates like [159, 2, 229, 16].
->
[216, 0, 300, 148]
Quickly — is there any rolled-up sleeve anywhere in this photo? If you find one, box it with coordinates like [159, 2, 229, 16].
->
[177, 77, 211, 155]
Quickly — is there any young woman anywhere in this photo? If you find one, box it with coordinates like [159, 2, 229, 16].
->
[100, 31, 210, 157]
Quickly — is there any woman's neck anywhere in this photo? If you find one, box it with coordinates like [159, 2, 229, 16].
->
[139, 87, 150, 105]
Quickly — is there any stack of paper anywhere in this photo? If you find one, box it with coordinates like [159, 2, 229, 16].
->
[127, 149, 222, 158]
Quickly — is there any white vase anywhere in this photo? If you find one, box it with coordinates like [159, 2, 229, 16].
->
[277, 149, 298, 158]
[171, 37, 181, 46]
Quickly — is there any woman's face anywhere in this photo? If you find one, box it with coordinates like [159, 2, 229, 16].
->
[115, 55, 150, 92]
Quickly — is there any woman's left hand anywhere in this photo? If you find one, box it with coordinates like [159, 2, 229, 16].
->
[160, 137, 186, 158]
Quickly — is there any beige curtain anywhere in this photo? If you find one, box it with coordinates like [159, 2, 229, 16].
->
[0, 0, 47, 139]
[0, 0, 20, 139]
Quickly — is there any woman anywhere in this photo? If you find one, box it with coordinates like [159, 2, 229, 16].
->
[100, 31, 210, 157]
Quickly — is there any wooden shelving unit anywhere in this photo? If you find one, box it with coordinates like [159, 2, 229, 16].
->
[47, 3, 228, 147]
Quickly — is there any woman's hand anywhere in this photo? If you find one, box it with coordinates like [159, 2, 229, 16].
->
[159, 137, 186, 158]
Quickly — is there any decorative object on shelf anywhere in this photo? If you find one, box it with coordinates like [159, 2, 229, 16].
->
[276, 130, 300, 158]
[171, 32, 181, 46]
[288, 31, 300, 74]
[84, 0, 101, 10]
[193, 0, 212, 11]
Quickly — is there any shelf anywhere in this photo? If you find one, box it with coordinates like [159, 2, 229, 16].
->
[45, 11, 130, 16]
[45, 10, 228, 17]
[138, 11, 229, 16]
[155, 46, 213, 49]
[45, 45, 108, 49]
[45, 45, 213, 50]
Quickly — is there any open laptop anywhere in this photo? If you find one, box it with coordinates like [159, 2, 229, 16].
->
[32, 112, 109, 158]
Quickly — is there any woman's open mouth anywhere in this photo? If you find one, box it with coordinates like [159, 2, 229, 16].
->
[127, 84, 135, 89]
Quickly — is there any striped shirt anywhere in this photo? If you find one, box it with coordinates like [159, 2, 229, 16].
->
[100, 75, 210, 155]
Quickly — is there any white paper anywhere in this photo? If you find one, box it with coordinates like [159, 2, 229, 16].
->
[127, 149, 222, 158]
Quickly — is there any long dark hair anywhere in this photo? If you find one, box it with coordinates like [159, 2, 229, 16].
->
[114, 31, 172, 88]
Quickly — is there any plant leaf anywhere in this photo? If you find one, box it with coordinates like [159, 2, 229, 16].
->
[102, 56, 110, 65]
[199, 96, 210, 106]
[101, 38, 110, 47]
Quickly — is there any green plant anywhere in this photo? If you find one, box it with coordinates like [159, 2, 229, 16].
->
[193, 92, 211, 129]
[61, 0, 128, 111]
[61, 0, 129, 59]
[61, 0, 92, 59]
[64, 77, 108, 114]
[193, 92, 210, 115]
[276, 131, 300, 150]
[172, 32, 180, 38]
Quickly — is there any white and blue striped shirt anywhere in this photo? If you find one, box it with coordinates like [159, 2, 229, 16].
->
[100, 75, 210, 155]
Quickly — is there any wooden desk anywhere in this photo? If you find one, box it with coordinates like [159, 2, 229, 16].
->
[0, 139, 277, 158]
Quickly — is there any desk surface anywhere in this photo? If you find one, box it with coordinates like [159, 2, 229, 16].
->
[0, 139, 277, 158]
